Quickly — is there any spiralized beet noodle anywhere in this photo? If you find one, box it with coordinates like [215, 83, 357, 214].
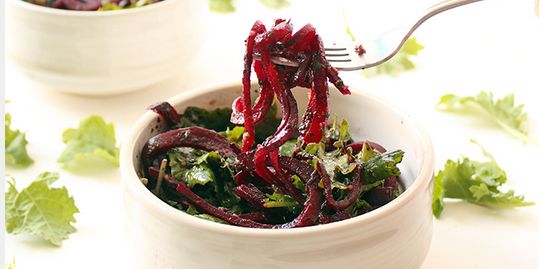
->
[141, 19, 402, 228]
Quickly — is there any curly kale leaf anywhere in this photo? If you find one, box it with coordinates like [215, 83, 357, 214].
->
[361, 147, 404, 185]
[436, 91, 539, 145]
[432, 140, 535, 218]
[178, 105, 280, 145]
[5, 101, 34, 167]
[178, 107, 236, 132]
[5, 172, 79, 246]
[57, 115, 120, 167]
[167, 148, 239, 208]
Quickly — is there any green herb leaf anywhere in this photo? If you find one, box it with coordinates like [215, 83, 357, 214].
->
[361, 148, 404, 185]
[361, 37, 425, 78]
[264, 191, 297, 208]
[184, 164, 216, 187]
[168, 148, 216, 187]
[258, 0, 290, 9]
[209, 0, 236, 13]
[23, 0, 47, 4]
[179, 107, 236, 132]
[431, 168, 445, 218]
[57, 115, 120, 167]
[5, 102, 34, 167]
[221, 126, 244, 145]
[432, 140, 535, 218]
[436, 91, 539, 145]
[167, 148, 239, 208]
[5, 172, 79, 246]
[278, 139, 297, 157]
[98, 2, 123, 10]
[185, 205, 229, 224]
[178, 106, 280, 146]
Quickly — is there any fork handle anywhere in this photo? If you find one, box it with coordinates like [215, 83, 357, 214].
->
[412, 0, 484, 33]
[394, 0, 484, 58]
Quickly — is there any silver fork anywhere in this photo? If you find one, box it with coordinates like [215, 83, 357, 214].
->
[261, 0, 484, 71]
[325, 0, 484, 71]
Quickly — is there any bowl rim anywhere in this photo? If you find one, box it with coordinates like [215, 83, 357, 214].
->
[7, 0, 178, 17]
[119, 80, 435, 238]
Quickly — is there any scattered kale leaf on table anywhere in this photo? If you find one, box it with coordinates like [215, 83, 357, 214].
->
[436, 91, 539, 145]
[5, 101, 34, 167]
[5, 172, 79, 246]
[57, 115, 120, 167]
[432, 140, 535, 218]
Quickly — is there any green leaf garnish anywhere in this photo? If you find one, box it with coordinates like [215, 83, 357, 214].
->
[436, 91, 539, 145]
[178, 107, 236, 132]
[168, 148, 217, 187]
[57, 115, 120, 167]
[5, 172, 79, 246]
[5, 102, 34, 167]
[278, 139, 297, 157]
[209, 0, 236, 12]
[264, 191, 297, 208]
[258, 0, 291, 9]
[221, 126, 244, 145]
[178, 105, 280, 146]
[167, 148, 239, 208]
[432, 139, 535, 218]
[360, 145, 404, 185]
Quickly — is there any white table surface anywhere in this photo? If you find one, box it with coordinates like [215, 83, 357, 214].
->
[4, 0, 539, 268]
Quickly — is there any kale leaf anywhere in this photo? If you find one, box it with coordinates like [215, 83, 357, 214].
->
[436, 91, 539, 145]
[361, 147, 404, 185]
[432, 140, 535, 218]
[209, 0, 236, 12]
[5, 101, 34, 167]
[178, 105, 280, 145]
[57, 115, 120, 167]
[5, 172, 79, 246]
[178, 107, 236, 132]
[167, 148, 239, 208]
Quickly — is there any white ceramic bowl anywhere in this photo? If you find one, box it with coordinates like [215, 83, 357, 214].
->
[5, 0, 207, 96]
[120, 81, 435, 269]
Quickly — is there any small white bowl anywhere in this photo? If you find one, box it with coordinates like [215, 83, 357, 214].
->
[5, 0, 207, 96]
[120, 81, 435, 269]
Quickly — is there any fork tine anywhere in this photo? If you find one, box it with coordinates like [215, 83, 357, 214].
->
[325, 40, 385, 71]
[325, 45, 355, 64]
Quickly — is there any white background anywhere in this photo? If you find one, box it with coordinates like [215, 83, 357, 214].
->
[4, 0, 539, 268]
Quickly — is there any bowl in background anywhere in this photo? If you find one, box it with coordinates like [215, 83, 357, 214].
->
[120, 80, 436, 269]
[5, 0, 207, 96]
